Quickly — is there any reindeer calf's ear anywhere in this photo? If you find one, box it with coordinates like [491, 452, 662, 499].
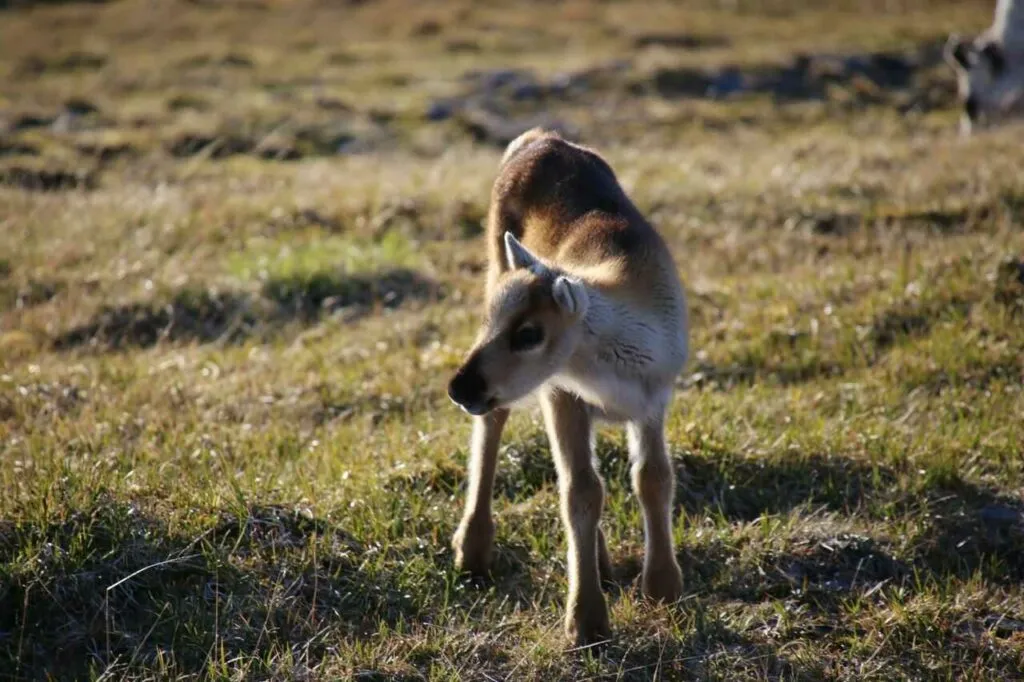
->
[504, 232, 547, 273]
[553, 276, 588, 317]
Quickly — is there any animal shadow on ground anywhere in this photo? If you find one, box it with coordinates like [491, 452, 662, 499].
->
[51, 268, 441, 352]
[658, 446, 1024, 592]
[0, 501, 430, 680]
[412, 416, 1023, 599]
[585, 441, 1024, 678]
[382, 459, 541, 601]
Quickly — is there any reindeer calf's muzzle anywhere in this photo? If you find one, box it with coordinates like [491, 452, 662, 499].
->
[447, 359, 494, 416]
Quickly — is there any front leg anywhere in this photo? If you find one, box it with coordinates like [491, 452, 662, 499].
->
[627, 417, 684, 602]
[541, 388, 611, 646]
[452, 408, 509, 575]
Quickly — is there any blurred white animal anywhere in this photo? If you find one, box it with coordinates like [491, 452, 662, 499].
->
[945, 0, 1024, 133]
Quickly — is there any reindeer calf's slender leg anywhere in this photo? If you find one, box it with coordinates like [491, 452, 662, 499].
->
[452, 408, 509, 575]
[628, 418, 683, 602]
[542, 388, 610, 645]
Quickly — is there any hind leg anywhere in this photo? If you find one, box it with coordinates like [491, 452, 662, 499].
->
[627, 416, 683, 602]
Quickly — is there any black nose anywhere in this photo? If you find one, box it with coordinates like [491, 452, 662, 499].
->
[448, 363, 487, 407]
[965, 95, 979, 121]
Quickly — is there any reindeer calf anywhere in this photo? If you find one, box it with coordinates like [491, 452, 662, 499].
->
[447, 129, 687, 645]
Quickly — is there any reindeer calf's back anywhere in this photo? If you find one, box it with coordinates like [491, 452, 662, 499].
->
[488, 132, 681, 301]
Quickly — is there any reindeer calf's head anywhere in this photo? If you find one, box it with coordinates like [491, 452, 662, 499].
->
[945, 35, 1015, 133]
[447, 233, 588, 416]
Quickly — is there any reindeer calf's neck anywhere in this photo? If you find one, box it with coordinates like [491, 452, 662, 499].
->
[550, 274, 687, 423]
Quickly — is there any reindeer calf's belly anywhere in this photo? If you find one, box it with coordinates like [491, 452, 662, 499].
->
[550, 372, 665, 422]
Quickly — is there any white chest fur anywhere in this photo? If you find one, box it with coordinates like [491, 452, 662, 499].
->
[550, 288, 688, 422]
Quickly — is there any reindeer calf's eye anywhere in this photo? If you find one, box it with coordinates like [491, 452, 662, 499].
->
[510, 324, 544, 351]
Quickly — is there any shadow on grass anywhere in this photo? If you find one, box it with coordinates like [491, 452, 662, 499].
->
[647, 40, 946, 105]
[384, 430, 560, 504]
[433, 39, 953, 147]
[0, 501, 430, 680]
[0, 0, 112, 10]
[263, 269, 438, 321]
[51, 268, 441, 352]
[685, 356, 846, 389]
[15, 453, 1011, 678]
[52, 288, 255, 350]
[427, 422, 1023, 594]
[586, 438, 1024, 596]
[577, 617, 803, 681]
[586, 442, 1024, 678]
[671, 448, 1024, 584]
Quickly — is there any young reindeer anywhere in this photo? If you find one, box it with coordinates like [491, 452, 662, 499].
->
[446, 128, 687, 645]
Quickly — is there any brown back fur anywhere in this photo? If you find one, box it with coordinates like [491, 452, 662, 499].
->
[484, 129, 679, 309]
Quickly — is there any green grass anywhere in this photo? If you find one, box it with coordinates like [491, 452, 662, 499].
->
[2, 0, 1024, 680]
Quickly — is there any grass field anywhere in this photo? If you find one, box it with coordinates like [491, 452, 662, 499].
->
[2, 0, 1024, 679]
